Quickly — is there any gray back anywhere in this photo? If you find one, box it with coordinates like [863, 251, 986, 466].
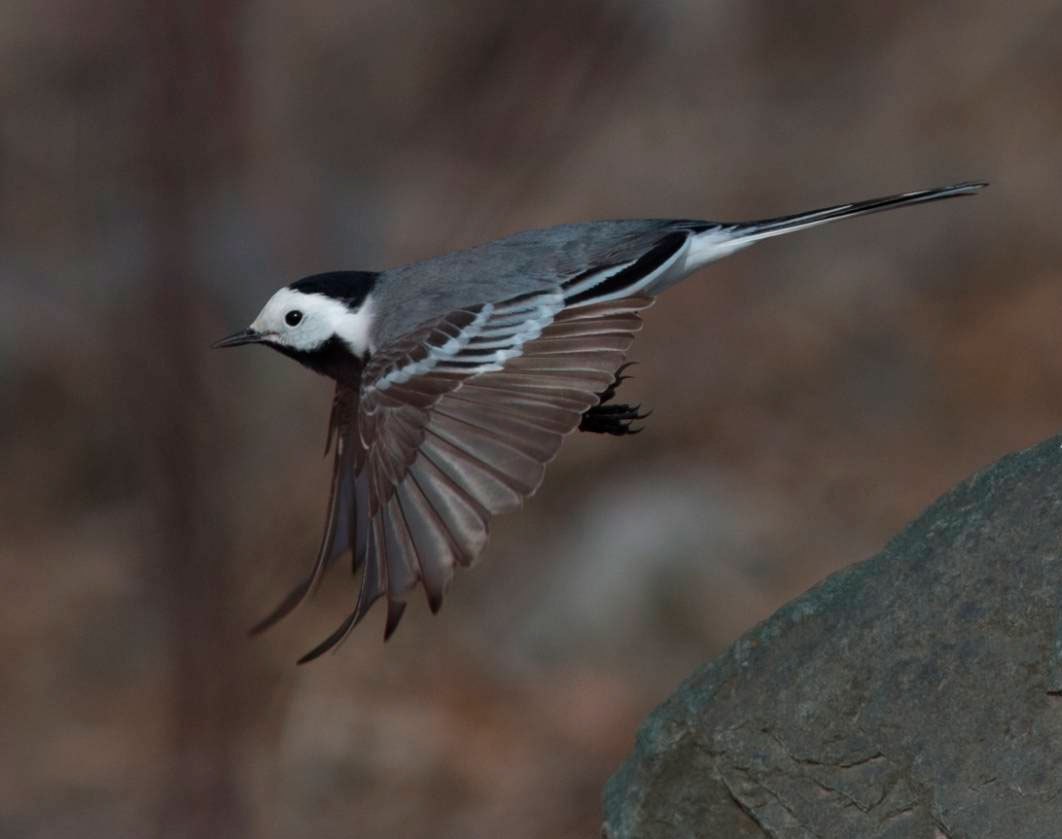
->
[372, 219, 701, 344]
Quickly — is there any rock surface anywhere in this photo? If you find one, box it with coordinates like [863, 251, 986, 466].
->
[603, 436, 1062, 838]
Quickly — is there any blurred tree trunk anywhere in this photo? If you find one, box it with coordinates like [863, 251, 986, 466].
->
[139, 2, 255, 837]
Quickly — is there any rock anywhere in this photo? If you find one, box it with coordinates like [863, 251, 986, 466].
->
[603, 436, 1062, 839]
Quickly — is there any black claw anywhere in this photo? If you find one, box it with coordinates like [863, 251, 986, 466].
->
[579, 403, 650, 435]
[580, 404, 647, 435]
[580, 362, 652, 436]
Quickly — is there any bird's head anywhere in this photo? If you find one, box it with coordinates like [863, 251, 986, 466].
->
[213, 271, 377, 380]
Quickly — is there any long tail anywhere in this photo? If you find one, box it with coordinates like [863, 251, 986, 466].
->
[725, 181, 987, 244]
[682, 181, 986, 274]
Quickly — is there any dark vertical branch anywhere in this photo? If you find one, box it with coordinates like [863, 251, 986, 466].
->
[138, 2, 253, 837]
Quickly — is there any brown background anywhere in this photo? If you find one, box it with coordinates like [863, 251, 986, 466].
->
[3, 2, 1061, 837]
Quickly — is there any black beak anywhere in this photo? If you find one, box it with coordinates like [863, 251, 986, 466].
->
[212, 328, 264, 349]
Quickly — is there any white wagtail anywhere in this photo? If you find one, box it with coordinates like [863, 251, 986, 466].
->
[215, 182, 985, 661]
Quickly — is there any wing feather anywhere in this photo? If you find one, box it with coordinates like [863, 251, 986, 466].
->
[420, 433, 531, 506]
[441, 392, 580, 434]
[382, 495, 419, 595]
[430, 403, 564, 461]
[397, 477, 458, 611]
[273, 266, 665, 659]
[456, 379, 598, 408]
[409, 453, 490, 562]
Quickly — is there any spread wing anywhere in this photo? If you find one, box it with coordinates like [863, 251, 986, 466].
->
[256, 231, 691, 662]
[298, 293, 650, 661]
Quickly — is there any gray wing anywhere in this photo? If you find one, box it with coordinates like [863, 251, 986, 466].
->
[259, 225, 698, 662]
[295, 227, 710, 660]
[296, 293, 651, 661]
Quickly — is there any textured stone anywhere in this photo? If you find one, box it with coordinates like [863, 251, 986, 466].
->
[604, 436, 1062, 838]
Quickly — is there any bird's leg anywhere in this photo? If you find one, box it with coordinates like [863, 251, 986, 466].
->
[579, 362, 651, 436]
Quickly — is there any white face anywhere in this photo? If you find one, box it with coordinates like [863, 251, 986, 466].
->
[250, 287, 375, 357]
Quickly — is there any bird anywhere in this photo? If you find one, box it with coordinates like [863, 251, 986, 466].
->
[214, 181, 986, 662]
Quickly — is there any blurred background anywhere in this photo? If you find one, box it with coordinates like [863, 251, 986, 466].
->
[3, 1, 1061, 837]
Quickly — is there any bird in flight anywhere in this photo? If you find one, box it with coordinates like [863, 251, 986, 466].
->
[215, 182, 985, 661]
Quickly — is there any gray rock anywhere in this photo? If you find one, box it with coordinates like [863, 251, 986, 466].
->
[604, 436, 1062, 839]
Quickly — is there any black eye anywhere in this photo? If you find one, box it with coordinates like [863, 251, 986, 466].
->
[285, 310, 303, 327]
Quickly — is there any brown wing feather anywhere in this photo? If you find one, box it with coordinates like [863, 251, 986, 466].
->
[293, 295, 652, 661]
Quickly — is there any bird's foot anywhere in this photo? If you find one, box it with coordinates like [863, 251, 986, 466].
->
[580, 402, 650, 435]
[579, 363, 651, 436]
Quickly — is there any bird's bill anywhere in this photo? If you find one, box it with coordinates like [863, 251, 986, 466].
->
[212, 327, 264, 348]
